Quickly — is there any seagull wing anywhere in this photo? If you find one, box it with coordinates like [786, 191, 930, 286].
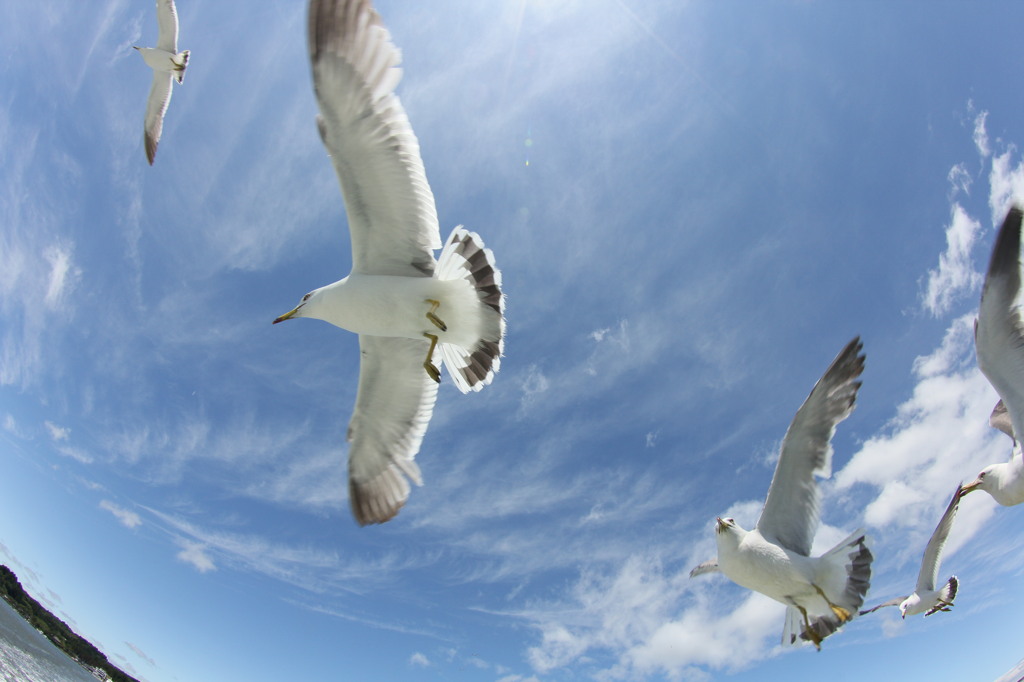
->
[688, 560, 720, 578]
[155, 0, 180, 53]
[858, 597, 906, 616]
[915, 484, 962, 593]
[989, 399, 1016, 441]
[756, 337, 865, 556]
[143, 72, 173, 165]
[347, 335, 438, 525]
[309, 0, 441, 277]
[976, 207, 1024, 453]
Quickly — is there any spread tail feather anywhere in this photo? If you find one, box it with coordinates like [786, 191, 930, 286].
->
[173, 50, 190, 84]
[941, 575, 958, 604]
[783, 530, 873, 647]
[836, 530, 873, 612]
[925, 576, 959, 616]
[436, 227, 505, 393]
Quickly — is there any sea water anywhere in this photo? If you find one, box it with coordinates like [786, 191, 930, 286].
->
[0, 598, 106, 682]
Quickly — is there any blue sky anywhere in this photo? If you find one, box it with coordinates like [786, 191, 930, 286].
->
[3, 1, 1024, 680]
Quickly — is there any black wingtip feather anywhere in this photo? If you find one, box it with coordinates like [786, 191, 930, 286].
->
[986, 205, 1023, 286]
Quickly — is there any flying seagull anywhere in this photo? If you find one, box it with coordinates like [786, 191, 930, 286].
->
[860, 484, 961, 619]
[962, 206, 1024, 505]
[690, 338, 873, 650]
[134, 0, 190, 165]
[274, 0, 505, 526]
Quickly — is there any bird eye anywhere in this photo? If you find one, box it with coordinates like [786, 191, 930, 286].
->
[302, 292, 312, 302]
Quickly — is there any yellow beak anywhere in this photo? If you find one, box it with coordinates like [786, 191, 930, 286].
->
[273, 307, 300, 324]
[959, 479, 981, 496]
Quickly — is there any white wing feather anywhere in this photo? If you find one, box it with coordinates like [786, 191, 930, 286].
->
[144, 73, 173, 165]
[859, 597, 906, 615]
[977, 207, 1024, 459]
[155, 0, 180, 53]
[347, 335, 438, 525]
[309, 0, 441, 277]
[915, 484, 961, 593]
[688, 559, 720, 578]
[756, 338, 865, 556]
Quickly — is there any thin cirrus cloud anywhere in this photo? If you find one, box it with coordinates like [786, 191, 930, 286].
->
[99, 500, 142, 529]
[144, 505, 438, 594]
[44, 421, 70, 442]
[42, 244, 80, 309]
[44, 421, 93, 465]
[0, 127, 82, 391]
[175, 540, 216, 574]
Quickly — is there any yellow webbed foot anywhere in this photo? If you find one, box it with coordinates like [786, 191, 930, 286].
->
[425, 299, 447, 331]
[423, 332, 441, 383]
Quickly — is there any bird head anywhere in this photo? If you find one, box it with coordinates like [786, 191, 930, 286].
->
[960, 467, 993, 496]
[715, 517, 735, 535]
[714, 517, 745, 555]
[274, 289, 317, 324]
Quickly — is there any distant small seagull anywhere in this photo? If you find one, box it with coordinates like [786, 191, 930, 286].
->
[690, 338, 873, 650]
[274, 0, 505, 526]
[962, 206, 1024, 505]
[134, 0, 190, 165]
[860, 484, 961, 619]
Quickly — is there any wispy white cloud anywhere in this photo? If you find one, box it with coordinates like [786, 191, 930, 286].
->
[44, 421, 70, 442]
[55, 445, 93, 465]
[146, 506, 439, 595]
[297, 601, 451, 641]
[973, 108, 990, 158]
[988, 146, 1024, 226]
[175, 540, 216, 574]
[409, 652, 430, 668]
[947, 162, 972, 198]
[920, 204, 983, 317]
[835, 315, 1002, 533]
[124, 641, 156, 668]
[99, 500, 142, 529]
[0, 122, 82, 389]
[42, 418, 92, 463]
[517, 552, 784, 679]
[624, 592, 782, 679]
[42, 243, 80, 308]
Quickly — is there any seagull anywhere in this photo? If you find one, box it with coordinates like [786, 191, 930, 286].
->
[274, 0, 505, 526]
[690, 338, 873, 650]
[860, 484, 961, 619]
[134, 0, 190, 165]
[962, 206, 1024, 505]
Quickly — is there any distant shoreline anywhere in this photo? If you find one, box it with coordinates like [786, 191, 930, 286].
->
[0, 565, 140, 682]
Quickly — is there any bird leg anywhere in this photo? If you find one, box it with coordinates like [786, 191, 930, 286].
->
[422, 332, 441, 383]
[425, 299, 447, 331]
[925, 601, 953, 617]
[796, 605, 823, 651]
[812, 584, 852, 623]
